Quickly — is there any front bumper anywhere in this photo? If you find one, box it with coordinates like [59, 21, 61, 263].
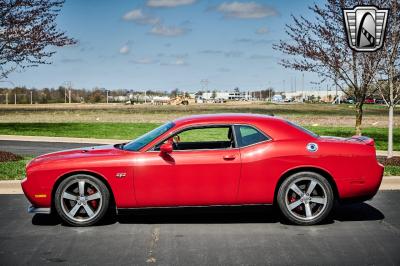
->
[28, 205, 51, 214]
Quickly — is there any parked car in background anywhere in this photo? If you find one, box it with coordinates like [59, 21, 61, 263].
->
[375, 99, 386, 105]
[364, 98, 376, 104]
[22, 114, 383, 226]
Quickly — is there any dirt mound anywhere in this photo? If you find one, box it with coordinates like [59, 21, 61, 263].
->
[0, 151, 23, 162]
[377, 156, 400, 166]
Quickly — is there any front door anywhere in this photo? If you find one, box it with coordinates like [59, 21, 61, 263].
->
[133, 125, 241, 207]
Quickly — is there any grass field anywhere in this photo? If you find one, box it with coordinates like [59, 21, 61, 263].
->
[0, 103, 398, 127]
[0, 157, 32, 180]
[0, 122, 398, 151]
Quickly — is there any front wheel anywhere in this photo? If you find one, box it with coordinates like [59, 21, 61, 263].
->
[277, 172, 334, 225]
[54, 174, 110, 226]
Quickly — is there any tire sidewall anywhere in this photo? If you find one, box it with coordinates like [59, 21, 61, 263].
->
[54, 174, 110, 226]
[277, 172, 334, 225]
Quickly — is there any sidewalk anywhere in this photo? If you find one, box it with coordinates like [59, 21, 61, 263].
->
[1, 177, 399, 194]
[0, 134, 398, 156]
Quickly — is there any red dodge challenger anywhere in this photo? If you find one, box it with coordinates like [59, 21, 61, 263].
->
[21, 114, 384, 226]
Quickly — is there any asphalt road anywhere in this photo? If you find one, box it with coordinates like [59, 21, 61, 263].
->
[0, 192, 399, 265]
[0, 140, 103, 156]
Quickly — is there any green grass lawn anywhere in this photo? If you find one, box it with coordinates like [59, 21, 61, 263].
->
[0, 157, 32, 180]
[384, 166, 400, 176]
[0, 122, 398, 151]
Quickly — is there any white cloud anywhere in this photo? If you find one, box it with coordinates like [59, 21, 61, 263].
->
[161, 57, 188, 65]
[119, 44, 130, 54]
[147, 0, 196, 8]
[131, 58, 157, 64]
[216, 1, 277, 19]
[256, 26, 268, 35]
[122, 9, 160, 25]
[150, 24, 188, 36]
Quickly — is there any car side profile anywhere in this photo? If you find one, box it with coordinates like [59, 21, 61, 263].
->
[21, 114, 384, 226]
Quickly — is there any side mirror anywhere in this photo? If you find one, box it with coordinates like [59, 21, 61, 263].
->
[160, 143, 173, 154]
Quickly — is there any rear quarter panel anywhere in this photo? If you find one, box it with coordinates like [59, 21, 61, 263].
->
[237, 138, 382, 204]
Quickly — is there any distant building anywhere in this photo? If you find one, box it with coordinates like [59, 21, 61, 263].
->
[282, 90, 345, 103]
[201, 91, 253, 101]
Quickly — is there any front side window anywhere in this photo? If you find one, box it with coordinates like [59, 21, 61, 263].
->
[155, 126, 235, 151]
[234, 125, 269, 147]
[123, 122, 175, 151]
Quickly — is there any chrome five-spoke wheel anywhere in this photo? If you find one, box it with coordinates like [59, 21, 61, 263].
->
[55, 174, 110, 226]
[277, 172, 334, 225]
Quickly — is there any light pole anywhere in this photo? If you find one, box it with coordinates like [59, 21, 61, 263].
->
[63, 81, 72, 103]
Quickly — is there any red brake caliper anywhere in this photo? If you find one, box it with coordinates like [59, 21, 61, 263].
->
[290, 193, 302, 211]
[87, 187, 98, 209]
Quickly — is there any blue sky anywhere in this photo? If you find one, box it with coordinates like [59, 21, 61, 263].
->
[8, 0, 322, 92]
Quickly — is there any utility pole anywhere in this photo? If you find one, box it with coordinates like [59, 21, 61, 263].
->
[30, 91, 33, 104]
[14, 93, 16, 104]
[63, 81, 72, 103]
[5, 93, 8, 105]
[106, 90, 109, 104]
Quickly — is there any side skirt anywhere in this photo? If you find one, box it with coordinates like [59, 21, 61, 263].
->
[117, 203, 273, 215]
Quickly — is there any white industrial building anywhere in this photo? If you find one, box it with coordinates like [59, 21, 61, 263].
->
[200, 91, 253, 101]
[282, 90, 346, 102]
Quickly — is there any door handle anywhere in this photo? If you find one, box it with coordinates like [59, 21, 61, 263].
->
[223, 154, 236, 160]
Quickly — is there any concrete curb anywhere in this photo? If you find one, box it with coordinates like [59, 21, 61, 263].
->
[0, 180, 23, 194]
[1, 177, 399, 195]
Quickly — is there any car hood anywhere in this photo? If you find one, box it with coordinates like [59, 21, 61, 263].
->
[28, 144, 125, 166]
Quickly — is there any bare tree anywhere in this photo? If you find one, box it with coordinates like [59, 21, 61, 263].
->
[0, 0, 76, 79]
[274, 0, 385, 135]
[375, 0, 400, 158]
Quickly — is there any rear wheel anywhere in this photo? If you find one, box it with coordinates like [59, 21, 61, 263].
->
[277, 172, 334, 225]
[54, 174, 110, 226]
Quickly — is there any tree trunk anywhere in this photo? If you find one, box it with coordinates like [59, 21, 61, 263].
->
[355, 102, 363, 136]
[388, 105, 394, 158]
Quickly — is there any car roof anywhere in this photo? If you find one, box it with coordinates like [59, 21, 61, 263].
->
[172, 113, 283, 126]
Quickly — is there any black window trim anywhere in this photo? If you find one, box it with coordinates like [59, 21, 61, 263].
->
[147, 123, 272, 152]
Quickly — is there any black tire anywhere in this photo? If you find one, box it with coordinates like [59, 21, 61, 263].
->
[54, 174, 110, 226]
[277, 172, 334, 225]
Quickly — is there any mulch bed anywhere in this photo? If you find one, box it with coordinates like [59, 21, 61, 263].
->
[377, 156, 400, 166]
[0, 151, 23, 162]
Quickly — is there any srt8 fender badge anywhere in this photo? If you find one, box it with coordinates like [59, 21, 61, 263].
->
[306, 143, 318, 152]
[116, 173, 126, 178]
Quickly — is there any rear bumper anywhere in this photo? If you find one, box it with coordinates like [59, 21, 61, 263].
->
[337, 162, 384, 200]
[28, 205, 51, 214]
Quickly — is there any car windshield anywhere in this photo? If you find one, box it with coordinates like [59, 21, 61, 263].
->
[286, 121, 319, 138]
[123, 122, 175, 151]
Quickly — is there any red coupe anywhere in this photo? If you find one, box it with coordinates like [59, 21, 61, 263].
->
[21, 114, 384, 226]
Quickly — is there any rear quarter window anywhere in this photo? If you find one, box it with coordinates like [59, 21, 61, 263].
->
[234, 125, 269, 147]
